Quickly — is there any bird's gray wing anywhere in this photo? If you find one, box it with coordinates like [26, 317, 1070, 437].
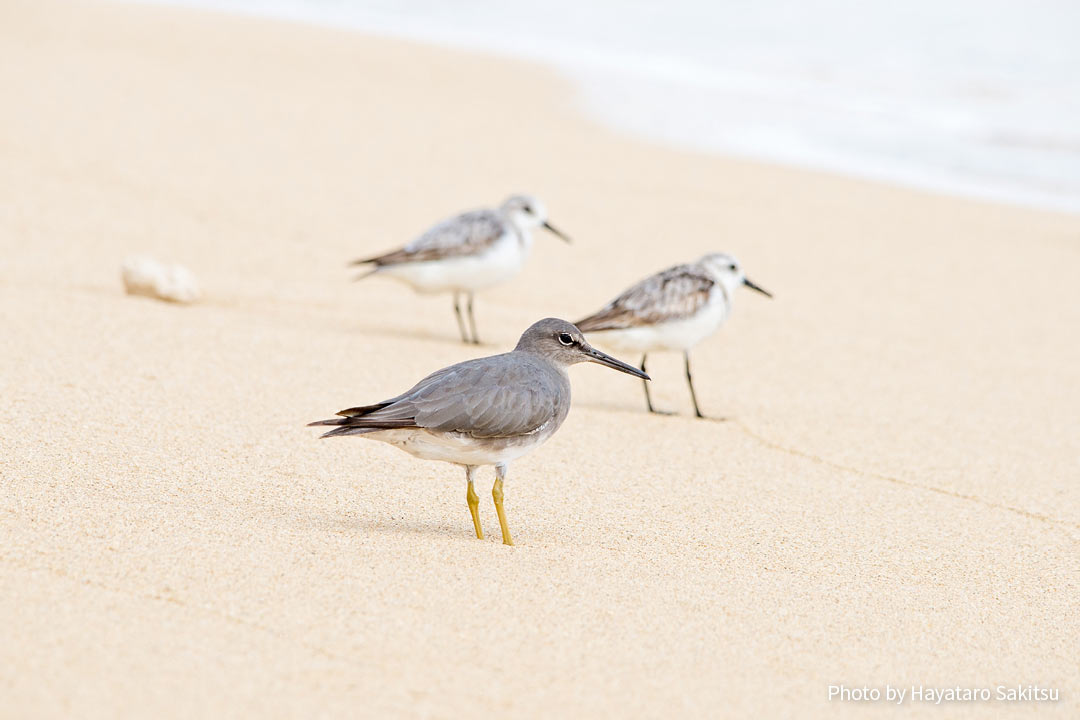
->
[359, 209, 508, 266]
[575, 264, 715, 330]
[320, 355, 561, 439]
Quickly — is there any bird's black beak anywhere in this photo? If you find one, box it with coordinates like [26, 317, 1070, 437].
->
[582, 344, 649, 380]
[743, 277, 773, 298]
[542, 221, 572, 243]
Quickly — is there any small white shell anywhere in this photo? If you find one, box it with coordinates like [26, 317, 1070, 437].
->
[121, 255, 201, 304]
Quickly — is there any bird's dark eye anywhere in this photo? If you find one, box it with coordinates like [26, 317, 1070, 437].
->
[728, 263, 737, 271]
[523, 205, 533, 214]
[557, 332, 574, 346]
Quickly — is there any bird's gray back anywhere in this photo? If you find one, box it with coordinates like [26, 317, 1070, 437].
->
[373, 209, 510, 265]
[354, 352, 570, 439]
[576, 262, 716, 330]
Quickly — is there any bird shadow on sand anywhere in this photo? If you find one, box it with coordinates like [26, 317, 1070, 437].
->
[340, 320, 503, 350]
[85, 282, 498, 349]
[315, 511, 468, 540]
[577, 399, 732, 423]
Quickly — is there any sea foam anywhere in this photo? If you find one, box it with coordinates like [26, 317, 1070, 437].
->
[141, 0, 1080, 213]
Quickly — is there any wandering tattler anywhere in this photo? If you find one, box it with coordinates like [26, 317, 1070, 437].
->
[309, 318, 647, 545]
[351, 195, 570, 345]
[575, 253, 771, 418]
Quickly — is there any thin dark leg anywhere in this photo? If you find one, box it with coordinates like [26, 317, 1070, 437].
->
[453, 292, 469, 344]
[466, 293, 480, 345]
[685, 351, 705, 418]
[641, 354, 657, 413]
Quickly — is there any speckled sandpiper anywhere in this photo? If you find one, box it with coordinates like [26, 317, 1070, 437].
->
[575, 253, 771, 418]
[352, 195, 570, 344]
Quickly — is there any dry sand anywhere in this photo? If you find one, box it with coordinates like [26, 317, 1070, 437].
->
[2, 1, 1079, 717]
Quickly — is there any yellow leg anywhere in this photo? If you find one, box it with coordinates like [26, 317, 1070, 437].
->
[492, 476, 514, 546]
[466, 479, 483, 540]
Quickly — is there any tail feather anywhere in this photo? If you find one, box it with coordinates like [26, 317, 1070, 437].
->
[307, 417, 414, 438]
[349, 255, 384, 283]
[574, 308, 630, 333]
[350, 248, 407, 267]
[336, 401, 392, 417]
[574, 315, 609, 332]
[307, 417, 348, 427]
[313, 423, 385, 439]
[308, 400, 416, 439]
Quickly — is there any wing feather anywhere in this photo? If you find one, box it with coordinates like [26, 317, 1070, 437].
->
[357, 209, 508, 266]
[311, 354, 563, 439]
[576, 264, 715, 330]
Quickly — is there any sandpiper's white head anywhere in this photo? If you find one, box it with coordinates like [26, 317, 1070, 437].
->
[499, 195, 571, 242]
[699, 253, 773, 298]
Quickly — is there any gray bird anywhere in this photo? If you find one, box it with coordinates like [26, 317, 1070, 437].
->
[309, 318, 648, 545]
[351, 195, 570, 345]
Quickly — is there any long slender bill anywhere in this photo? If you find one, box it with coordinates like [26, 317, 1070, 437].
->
[583, 345, 650, 379]
[743, 277, 773, 298]
[542, 220, 572, 243]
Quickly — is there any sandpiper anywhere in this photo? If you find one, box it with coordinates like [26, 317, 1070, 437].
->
[309, 318, 647, 545]
[575, 253, 771, 418]
[352, 195, 570, 344]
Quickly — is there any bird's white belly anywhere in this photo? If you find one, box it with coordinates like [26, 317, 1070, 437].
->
[364, 426, 548, 467]
[588, 295, 729, 353]
[379, 233, 528, 294]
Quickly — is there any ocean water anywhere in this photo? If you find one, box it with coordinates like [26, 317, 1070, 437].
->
[145, 0, 1080, 213]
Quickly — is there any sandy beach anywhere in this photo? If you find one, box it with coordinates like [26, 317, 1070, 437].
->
[2, 1, 1079, 716]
